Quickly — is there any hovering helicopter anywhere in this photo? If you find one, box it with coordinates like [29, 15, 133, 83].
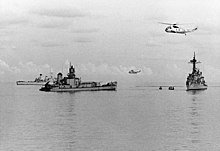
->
[158, 22, 198, 35]
[128, 69, 141, 74]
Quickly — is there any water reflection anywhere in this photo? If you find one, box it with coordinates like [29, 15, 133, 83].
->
[2, 83, 220, 151]
[55, 93, 78, 149]
[187, 90, 205, 95]
[188, 96, 202, 146]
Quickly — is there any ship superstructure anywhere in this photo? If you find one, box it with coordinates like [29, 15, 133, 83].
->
[186, 52, 207, 91]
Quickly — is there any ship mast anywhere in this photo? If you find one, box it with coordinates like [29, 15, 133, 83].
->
[189, 52, 200, 73]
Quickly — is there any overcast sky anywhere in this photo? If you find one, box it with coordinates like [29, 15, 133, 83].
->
[1, 0, 220, 84]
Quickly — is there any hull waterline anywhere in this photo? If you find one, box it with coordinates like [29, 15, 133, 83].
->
[186, 85, 208, 91]
[40, 85, 117, 92]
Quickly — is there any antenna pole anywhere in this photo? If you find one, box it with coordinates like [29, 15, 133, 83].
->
[193, 52, 196, 72]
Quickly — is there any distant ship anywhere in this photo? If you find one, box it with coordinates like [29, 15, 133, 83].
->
[16, 74, 54, 85]
[186, 52, 207, 91]
[40, 64, 117, 92]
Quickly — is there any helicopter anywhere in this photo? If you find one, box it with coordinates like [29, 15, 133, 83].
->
[128, 69, 141, 74]
[158, 22, 198, 35]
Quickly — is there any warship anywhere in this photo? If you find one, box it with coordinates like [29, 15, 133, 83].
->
[40, 64, 117, 92]
[186, 52, 207, 91]
[16, 74, 54, 85]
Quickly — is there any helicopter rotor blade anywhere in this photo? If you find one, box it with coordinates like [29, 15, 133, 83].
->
[158, 22, 174, 25]
[158, 22, 193, 25]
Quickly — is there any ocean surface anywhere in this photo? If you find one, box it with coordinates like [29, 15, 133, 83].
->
[1, 82, 220, 151]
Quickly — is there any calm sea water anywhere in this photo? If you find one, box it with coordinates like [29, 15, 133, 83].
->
[1, 82, 220, 151]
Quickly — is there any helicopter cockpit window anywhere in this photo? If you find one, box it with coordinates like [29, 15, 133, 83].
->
[173, 25, 179, 28]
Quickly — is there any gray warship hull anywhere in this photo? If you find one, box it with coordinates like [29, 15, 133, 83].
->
[186, 84, 207, 91]
[16, 81, 47, 85]
[40, 85, 117, 92]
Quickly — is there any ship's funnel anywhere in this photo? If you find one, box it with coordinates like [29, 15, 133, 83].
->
[57, 72, 63, 84]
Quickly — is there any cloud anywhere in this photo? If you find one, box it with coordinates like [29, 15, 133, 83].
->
[40, 42, 65, 48]
[71, 28, 100, 33]
[74, 38, 94, 43]
[0, 59, 154, 82]
[0, 59, 19, 73]
[141, 66, 153, 75]
[75, 63, 152, 76]
[37, 19, 72, 29]
[0, 60, 53, 81]
[0, 36, 17, 50]
[38, 23, 68, 29]
[17, 61, 50, 74]
[31, 39, 66, 47]
[31, 8, 88, 18]
[0, 18, 29, 28]
[0, 59, 52, 73]
[146, 38, 162, 47]
[0, 59, 12, 71]
[204, 65, 220, 83]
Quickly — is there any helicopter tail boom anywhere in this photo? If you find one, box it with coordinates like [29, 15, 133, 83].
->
[186, 27, 198, 33]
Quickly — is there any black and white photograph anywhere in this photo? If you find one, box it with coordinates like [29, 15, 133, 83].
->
[1, 0, 220, 150]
